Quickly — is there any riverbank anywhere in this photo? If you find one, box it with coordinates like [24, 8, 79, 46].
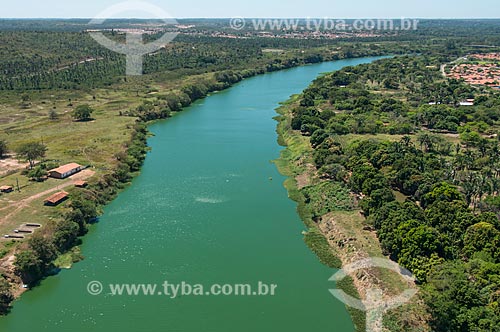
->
[273, 96, 430, 332]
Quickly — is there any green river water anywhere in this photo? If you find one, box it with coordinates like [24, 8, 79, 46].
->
[0, 57, 382, 332]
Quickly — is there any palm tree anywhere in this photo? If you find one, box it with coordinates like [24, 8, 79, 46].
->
[417, 133, 431, 152]
[401, 135, 413, 148]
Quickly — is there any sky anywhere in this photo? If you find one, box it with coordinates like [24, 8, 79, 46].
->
[1, 0, 500, 19]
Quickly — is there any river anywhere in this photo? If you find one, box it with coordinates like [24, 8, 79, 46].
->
[0, 57, 382, 332]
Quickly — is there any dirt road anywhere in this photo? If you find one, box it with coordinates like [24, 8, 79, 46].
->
[0, 169, 95, 223]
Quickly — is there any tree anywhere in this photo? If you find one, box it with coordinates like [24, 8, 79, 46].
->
[114, 162, 131, 183]
[14, 235, 58, 282]
[66, 209, 87, 236]
[29, 235, 58, 267]
[421, 182, 463, 208]
[28, 166, 47, 182]
[359, 188, 395, 216]
[417, 132, 440, 153]
[463, 222, 500, 260]
[21, 94, 30, 103]
[16, 142, 47, 169]
[310, 129, 328, 147]
[0, 278, 13, 314]
[53, 219, 79, 251]
[48, 109, 58, 120]
[72, 104, 94, 122]
[66, 196, 98, 235]
[14, 250, 43, 282]
[20, 94, 31, 108]
[460, 130, 482, 148]
[398, 225, 442, 281]
[319, 163, 347, 181]
[0, 140, 7, 159]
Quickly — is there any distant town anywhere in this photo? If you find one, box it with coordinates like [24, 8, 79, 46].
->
[446, 53, 500, 88]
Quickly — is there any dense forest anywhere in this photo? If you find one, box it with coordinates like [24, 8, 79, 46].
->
[288, 52, 500, 330]
[0, 31, 409, 91]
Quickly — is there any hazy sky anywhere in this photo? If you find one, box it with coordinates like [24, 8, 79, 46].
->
[2, 0, 500, 18]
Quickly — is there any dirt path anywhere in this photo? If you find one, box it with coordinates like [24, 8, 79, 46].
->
[0, 169, 95, 223]
[441, 56, 467, 78]
[440, 64, 447, 77]
[319, 211, 430, 332]
[0, 156, 29, 177]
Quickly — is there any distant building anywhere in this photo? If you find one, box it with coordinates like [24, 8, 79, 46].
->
[44, 191, 69, 206]
[74, 180, 88, 188]
[0, 186, 13, 193]
[459, 101, 474, 106]
[48, 163, 82, 179]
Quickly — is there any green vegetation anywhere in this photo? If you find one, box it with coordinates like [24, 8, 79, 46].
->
[0, 140, 7, 158]
[275, 101, 371, 332]
[72, 104, 94, 122]
[285, 51, 500, 331]
[53, 247, 83, 269]
[302, 182, 355, 216]
[276, 100, 427, 332]
[304, 228, 342, 268]
[16, 142, 47, 169]
[0, 278, 13, 315]
[336, 276, 366, 332]
[0, 28, 400, 92]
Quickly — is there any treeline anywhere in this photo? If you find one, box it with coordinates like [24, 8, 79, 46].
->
[0, 32, 336, 90]
[289, 55, 500, 330]
[0, 29, 424, 91]
[125, 70, 255, 121]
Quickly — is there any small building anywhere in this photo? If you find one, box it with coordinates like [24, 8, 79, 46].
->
[459, 101, 474, 106]
[0, 186, 13, 193]
[48, 163, 82, 179]
[44, 191, 69, 206]
[74, 180, 88, 188]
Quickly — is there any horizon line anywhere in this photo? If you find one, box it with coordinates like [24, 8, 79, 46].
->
[0, 17, 500, 20]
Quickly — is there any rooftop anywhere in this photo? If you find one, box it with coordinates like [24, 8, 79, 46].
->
[49, 163, 82, 175]
[44, 191, 69, 205]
